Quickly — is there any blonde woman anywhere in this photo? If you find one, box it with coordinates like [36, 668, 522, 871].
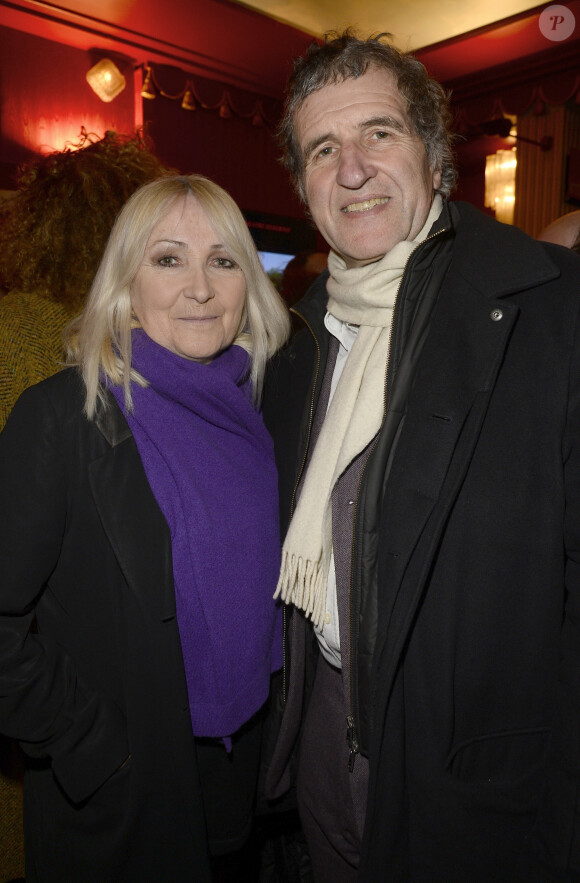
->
[0, 175, 290, 881]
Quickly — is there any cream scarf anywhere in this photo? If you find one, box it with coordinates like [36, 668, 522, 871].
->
[275, 195, 443, 627]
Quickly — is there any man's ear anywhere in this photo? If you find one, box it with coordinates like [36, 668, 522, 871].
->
[432, 167, 442, 191]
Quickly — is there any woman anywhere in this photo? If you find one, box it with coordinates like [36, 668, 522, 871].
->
[0, 174, 290, 881]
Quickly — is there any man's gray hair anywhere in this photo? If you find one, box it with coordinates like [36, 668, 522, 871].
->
[279, 30, 457, 202]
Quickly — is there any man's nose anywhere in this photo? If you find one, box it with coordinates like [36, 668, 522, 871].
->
[336, 142, 377, 189]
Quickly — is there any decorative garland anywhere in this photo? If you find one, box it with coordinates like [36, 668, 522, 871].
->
[139, 64, 277, 127]
[451, 70, 580, 133]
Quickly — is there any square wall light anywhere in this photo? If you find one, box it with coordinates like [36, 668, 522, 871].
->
[86, 59, 126, 103]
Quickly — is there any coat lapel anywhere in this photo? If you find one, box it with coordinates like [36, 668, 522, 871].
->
[370, 202, 562, 709]
[372, 281, 518, 710]
[88, 397, 176, 622]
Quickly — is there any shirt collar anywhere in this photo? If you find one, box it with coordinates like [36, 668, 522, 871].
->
[325, 311, 359, 353]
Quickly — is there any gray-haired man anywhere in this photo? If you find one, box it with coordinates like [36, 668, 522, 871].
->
[264, 30, 580, 883]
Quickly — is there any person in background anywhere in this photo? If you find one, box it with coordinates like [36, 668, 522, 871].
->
[278, 251, 329, 339]
[278, 250, 329, 307]
[0, 128, 169, 430]
[538, 208, 580, 254]
[263, 30, 580, 881]
[0, 174, 290, 881]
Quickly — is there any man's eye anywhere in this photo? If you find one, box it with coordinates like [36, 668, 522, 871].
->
[310, 147, 334, 162]
[373, 131, 389, 139]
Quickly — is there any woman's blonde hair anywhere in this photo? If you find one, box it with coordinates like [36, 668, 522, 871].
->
[65, 174, 290, 417]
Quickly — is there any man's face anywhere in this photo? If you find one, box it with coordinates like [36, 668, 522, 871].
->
[294, 67, 442, 268]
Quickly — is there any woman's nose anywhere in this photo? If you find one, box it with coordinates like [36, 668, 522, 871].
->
[183, 267, 213, 302]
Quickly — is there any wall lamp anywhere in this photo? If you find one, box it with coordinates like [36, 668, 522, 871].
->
[478, 117, 553, 151]
[86, 58, 126, 102]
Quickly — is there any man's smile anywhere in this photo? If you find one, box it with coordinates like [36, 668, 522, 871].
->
[341, 197, 389, 214]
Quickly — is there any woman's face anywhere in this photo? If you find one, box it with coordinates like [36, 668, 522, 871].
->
[130, 194, 246, 363]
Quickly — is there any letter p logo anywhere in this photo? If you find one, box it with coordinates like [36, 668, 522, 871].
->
[539, 5, 576, 40]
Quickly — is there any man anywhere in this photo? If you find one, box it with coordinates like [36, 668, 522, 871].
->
[263, 31, 580, 882]
[538, 209, 580, 254]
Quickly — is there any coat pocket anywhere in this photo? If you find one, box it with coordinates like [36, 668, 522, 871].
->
[447, 727, 550, 787]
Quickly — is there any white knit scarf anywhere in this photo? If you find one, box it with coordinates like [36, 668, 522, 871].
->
[274, 195, 442, 627]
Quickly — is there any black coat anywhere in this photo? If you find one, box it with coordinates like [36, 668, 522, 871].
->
[0, 369, 211, 881]
[263, 202, 580, 880]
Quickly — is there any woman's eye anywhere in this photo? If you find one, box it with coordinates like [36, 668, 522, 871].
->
[214, 257, 237, 269]
[157, 255, 178, 267]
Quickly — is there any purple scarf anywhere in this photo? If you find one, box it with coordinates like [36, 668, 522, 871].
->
[111, 330, 282, 739]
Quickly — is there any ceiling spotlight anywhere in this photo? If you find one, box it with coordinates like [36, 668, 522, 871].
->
[86, 59, 126, 103]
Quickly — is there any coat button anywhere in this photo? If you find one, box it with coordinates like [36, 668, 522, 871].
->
[490, 308, 503, 322]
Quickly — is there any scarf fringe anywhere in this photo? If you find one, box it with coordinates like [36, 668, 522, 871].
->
[274, 551, 327, 629]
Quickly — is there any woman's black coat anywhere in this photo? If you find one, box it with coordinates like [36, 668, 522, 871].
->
[0, 369, 211, 881]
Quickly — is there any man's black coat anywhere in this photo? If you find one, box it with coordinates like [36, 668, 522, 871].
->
[263, 202, 580, 880]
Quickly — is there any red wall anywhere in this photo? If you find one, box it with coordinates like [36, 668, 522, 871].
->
[0, 26, 304, 221]
[0, 27, 135, 181]
[141, 67, 302, 217]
